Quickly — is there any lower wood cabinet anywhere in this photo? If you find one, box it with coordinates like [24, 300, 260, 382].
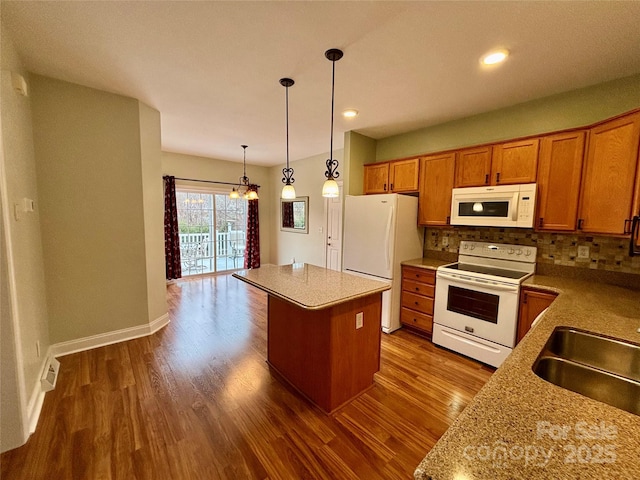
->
[517, 287, 558, 344]
[400, 265, 436, 337]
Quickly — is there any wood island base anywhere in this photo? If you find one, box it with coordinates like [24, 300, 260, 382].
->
[267, 293, 382, 414]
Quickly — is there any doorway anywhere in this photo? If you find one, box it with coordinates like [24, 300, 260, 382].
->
[176, 188, 248, 275]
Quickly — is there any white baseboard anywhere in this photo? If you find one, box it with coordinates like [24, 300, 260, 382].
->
[23, 313, 170, 441]
[26, 348, 51, 433]
[50, 313, 170, 358]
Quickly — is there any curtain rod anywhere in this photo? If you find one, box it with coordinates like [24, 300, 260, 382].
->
[168, 176, 260, 188]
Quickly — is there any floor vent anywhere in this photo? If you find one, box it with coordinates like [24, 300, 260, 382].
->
[41, 357, 61, 392]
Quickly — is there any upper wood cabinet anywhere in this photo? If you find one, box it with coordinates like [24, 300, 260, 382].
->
[419, 153, 455, 226]
[577, 111, 640, 235]
[454, 146, 492, 187]
[536, 131, 586, 231]
[491, 138, 540, 185]
[453, 139, 539, 187]
[363, 158, 419, 194]
[363, 162, 390, 194]
[389, 158, 420, 193]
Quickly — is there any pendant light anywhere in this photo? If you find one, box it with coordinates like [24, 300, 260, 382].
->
[230, 145, 259, 200]
[280, 77, 296, 199]
[322, 48, 343, 198]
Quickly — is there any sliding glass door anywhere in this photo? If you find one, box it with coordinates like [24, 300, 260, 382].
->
[176, 189, 247, 276]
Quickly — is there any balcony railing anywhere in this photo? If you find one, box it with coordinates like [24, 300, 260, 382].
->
[179, 231, 246, 274]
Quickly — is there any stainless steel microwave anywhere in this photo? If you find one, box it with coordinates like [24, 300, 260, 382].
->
[450, 183, 537, 228]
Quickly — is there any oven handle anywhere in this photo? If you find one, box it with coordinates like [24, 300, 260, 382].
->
[437, 271, 519, 292]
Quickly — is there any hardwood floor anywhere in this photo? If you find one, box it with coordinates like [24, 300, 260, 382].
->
[1, 274, 493, 479]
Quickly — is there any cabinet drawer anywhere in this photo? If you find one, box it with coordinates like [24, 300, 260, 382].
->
[401, 307, 433, 334]
[402, 279, 435, 297]
[401, 292, 434, 314]
[402, 266, 435, 284]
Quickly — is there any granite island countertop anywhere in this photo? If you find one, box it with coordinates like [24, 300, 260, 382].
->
[233, 263, 390, 310]
[415, 274, 640, 480]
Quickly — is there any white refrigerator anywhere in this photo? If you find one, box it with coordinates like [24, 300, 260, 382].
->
[342, 194, 424, 333]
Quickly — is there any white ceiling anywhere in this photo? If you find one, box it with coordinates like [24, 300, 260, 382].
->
[3, 1, 640, 166]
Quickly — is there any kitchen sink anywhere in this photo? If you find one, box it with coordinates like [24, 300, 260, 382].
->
[533, 327, 640, 416]
[545, 327, 640, 382]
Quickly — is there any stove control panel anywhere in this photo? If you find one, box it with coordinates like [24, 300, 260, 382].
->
[460, 241, 537, 263]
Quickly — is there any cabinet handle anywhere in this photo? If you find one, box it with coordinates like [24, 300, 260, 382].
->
[446, 215, 450, 225]
[390, 183, 394, 190]
[496, 172, 501, 183]
[415, 287, 420, 291]
[414, 301, 419, 306]
[484, 174, 489, 185]
[577, 218, 584, 230]
[538, 218, 544, 228]
[383, 183, 387, 191]
[523, 293, 528, 305]
[624, 219, 632, 234]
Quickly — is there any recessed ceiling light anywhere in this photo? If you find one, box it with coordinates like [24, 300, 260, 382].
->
[343, 109, 359, 118]
[481, 49, 509, 66]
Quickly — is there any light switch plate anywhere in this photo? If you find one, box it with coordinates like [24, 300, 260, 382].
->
[356, 312, 364, 329]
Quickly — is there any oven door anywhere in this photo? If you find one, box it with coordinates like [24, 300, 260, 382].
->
[434, 271, 519, 348]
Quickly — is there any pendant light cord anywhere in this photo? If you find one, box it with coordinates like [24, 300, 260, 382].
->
[286, 84, 290, 169]
[329, 58, 335, 162]
[241, 145, 248, 184]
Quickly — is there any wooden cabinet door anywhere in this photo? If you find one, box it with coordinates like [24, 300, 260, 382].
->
[454, 146, 492, 187]
[419, 153, 455, 226]
[491, 138, 539, 185]
[578, 112, 640, 235]
[363, 163, 390, 194]
[401, 266, 436, 337]
[517, 288, 557, 344]
[389, 158, 420, 192]
[536, 131, 586, 231]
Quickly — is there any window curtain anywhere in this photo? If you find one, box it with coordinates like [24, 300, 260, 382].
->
[282, 201, 294, 228]
[163, 176, 182, 279]
[244, 185, 260, 269]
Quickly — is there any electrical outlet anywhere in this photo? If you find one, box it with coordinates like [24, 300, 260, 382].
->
[442, 236, 449, 247]
[577, 246, 590, 259]
[355, 312, 364, 329]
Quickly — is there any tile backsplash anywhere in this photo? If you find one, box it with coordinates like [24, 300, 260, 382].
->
[424, 227, 640, 275]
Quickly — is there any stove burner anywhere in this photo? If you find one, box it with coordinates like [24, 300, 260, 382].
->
[441, 263, 530, 280]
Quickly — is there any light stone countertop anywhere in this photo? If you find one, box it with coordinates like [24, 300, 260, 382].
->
[233, 263, 390, 310]
[415, 274, 640, 480]
[402, 257, 452, 270]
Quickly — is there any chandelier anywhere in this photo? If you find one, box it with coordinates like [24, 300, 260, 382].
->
[230, 145, 258, 200]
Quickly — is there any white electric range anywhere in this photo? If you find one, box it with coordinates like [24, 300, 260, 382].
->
[432, 241, 537, 368]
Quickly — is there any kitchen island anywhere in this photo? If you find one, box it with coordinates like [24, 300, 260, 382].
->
[233, 263, 390, 413]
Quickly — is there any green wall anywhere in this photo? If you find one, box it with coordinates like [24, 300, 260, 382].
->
[375, 74, 640, 161]
[30, 75, 164, 343]
[344, 131, 377, 196]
